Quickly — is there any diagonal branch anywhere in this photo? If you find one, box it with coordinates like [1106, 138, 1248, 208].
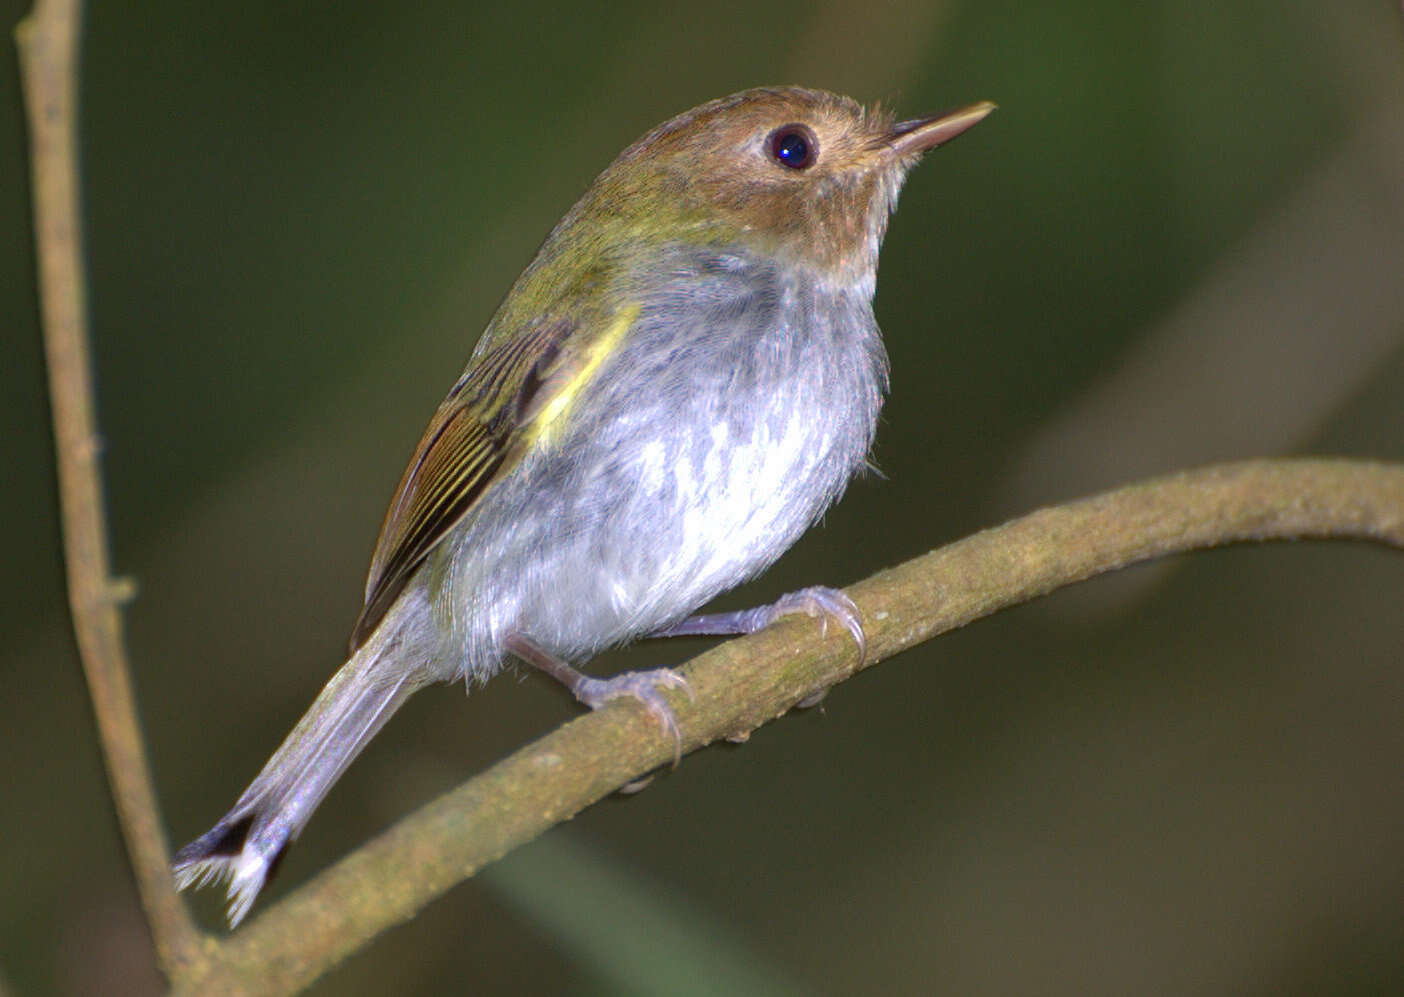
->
[16, 0, 200, 976]
[170, 457, 1404, 995]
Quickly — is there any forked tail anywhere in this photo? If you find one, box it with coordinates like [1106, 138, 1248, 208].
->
[172, 643, 419, 926]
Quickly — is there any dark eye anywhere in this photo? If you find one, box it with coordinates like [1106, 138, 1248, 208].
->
[767, 124, 818, 170]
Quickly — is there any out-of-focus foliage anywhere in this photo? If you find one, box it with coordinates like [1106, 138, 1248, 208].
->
[4, 1, 1403, 993]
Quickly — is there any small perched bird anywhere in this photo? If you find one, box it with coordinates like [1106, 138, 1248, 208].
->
[173, 85, 994, 925]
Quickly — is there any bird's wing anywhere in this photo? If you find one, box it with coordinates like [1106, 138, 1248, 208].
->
[349, 304, 637, 650]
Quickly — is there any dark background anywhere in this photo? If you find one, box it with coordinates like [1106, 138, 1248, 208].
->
[5, 1, 1404, 993]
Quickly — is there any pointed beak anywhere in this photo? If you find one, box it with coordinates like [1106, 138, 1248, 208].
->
[887, 101, 997, 158]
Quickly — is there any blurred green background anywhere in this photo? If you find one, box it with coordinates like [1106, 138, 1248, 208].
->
[5, 1, 1404, 994]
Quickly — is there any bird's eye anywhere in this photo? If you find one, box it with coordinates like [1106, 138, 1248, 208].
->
[767, 124, 819, 170]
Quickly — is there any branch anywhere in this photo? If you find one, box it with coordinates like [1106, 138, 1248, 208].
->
[171, 457, 1404, 995]
[15, 0, 200, 976]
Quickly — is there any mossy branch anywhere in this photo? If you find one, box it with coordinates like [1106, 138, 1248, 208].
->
[169, 457, 1404, 995]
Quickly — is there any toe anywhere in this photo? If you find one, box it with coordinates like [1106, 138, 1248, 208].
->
[576, 668, 689, 766]
[780, 586, 866, 663]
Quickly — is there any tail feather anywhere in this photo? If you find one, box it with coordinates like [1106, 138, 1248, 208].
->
[172, 812, 286, 926]
[172, 648, 419, 926]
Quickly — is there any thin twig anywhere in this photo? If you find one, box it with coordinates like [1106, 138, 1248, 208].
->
[170, 457, 1404, 995]
[16, 0, 201, 975]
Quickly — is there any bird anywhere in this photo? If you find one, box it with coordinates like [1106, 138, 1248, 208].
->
[172, 85, 995, 926]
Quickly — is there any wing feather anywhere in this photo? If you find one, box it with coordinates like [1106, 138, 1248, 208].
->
[348, 319, 571, 649]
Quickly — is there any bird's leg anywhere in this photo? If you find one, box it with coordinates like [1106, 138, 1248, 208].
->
[505, 632, 691, 765]
[651, 585, 866, 663]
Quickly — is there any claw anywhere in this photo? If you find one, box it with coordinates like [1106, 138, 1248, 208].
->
[508, 633, 695, 766]
[651, 584, 866, 664]
[768, 586, 866, 663]
[573, 668, 693, 766]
